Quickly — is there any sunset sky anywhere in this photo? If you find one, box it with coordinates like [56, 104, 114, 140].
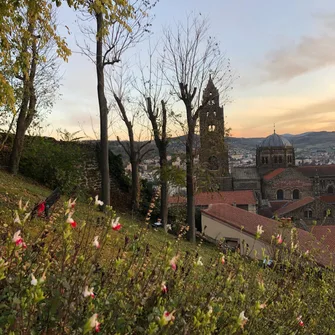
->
[50, 0, 335, 139]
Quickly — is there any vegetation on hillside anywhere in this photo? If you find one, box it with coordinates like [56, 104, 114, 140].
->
[1, 171, 335, 334]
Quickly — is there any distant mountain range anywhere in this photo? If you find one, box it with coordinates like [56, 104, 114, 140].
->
[109, 131, 335, 161]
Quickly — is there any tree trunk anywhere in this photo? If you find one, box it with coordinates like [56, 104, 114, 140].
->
[160, 153, 168, 232]
[186, 130, 196, 242]
[131, 156, 140, 212]
[96, 12, 110, 207]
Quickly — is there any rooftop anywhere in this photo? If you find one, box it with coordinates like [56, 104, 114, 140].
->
[263, 168, 286, 181]
[259, 132, 292, 148]
[169, 190, 257, 206]
[297, 165, 335, 177]
[275, 197, 315, 216]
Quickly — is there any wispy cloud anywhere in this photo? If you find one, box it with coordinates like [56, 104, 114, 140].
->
[261, 13, 335, 82]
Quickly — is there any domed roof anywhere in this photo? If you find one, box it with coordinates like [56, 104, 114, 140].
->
[259, 132, 292, 148]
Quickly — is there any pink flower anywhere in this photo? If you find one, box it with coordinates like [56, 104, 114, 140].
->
[170, 256, 178, 271]
[161, 281, 168, 293]
[93, 236, 100, 249]
[162, 310, 175, 324]
[12, 230, 27, 248]
[221, 255, 225, 265]
[297, 315, 304, 327]
[111, 217, 121, 231]
[83, 286, 95, 298]
[66, 213, 77, 228]
[88, 313, 100, 332]
[276, 234, 283, 244]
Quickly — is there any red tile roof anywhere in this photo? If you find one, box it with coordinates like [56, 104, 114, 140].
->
[203, 203, 281, 244]
[297, 165, 335, 177]
[311, 226, 335, 252]
[168, 190, 257, 206]
[263, 168, 286, 181]
[275, 197, 315, 216]
[320, 195, 335, 204]
[202, 203, 333, 266]
[269, 201, 290, 212]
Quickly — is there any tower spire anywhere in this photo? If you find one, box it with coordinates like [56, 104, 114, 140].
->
[274, 123, 276, 134]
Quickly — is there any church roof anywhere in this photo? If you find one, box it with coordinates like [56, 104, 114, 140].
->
[275, 196, 315, 216]
[231, 167, 260, 180]
[259, 132, 292, 148]
[263, 168, 286, 181]
[168, 190, 257, 206]
[297, 165, 335, 177]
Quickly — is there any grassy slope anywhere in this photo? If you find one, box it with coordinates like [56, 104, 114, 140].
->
[0, 169, 218, 260]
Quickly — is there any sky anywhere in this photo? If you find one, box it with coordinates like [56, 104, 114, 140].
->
[49, 0, 335, 139]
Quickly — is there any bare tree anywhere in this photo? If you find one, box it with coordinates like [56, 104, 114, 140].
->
[110, 66, 153, 212]
[8, 8, 61, 174]
[133, 47, 169, 230]
[162, 15, 233, 242]
[77, 0, 155, 207]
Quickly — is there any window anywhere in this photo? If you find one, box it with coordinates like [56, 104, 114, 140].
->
[304, 209, 313, 218]
[208, 124, 216, 132]
[293, 189, 300, 200]
[273, 156, 278, 163]
[277, 189, 284, 200]
[262, 157, 265, 164]
[328, 185, 334, 194]
[208, 156, 219, 170]
[278, 156, 283, 163]
[223, 238, 239, 251]
[287, 155, 292, 163]
[208, 99, 215, 105]
[265, 157, 268, 164]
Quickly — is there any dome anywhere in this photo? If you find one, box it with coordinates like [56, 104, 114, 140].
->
[259, 133, 292, 148]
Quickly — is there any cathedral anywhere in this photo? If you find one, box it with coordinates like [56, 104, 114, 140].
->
[199, 77, 335, 226]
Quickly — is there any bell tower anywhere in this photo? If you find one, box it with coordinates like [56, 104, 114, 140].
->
[199, 76, 229, 189]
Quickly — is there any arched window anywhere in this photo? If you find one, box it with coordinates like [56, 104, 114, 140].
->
[208, 156, 219, 170]
[277, 189, 284, 200]
[304, 209, 313, 218]
[208, 124, 216, 132]
[328, 185, 334, 194]
[293, 189, 300, 200]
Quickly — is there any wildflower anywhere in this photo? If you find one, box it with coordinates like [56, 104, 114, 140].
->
[66, 198, 76, 214]
[66, 213, 77, 228]
[195, 256, 203, 266]
[23, 200, 29, 212]
[161, 281, 168, 294]
[23, 213, 30, 223]
[31, 274, 38, 286]
[276, 234, 283, 244]
[304, 249, 310, 255]
[208, 305, 213, 316]
[37, 202, 46, 217]
[88, 313, 100, 332]
[111, 217, 121, 231]
[95, 195, 104, 207]
[162, 310, 175, 324]
[256, 225, 264, 238]
[259, 303, 267, 309]
[169, 255, 178, 271]
[93, 236, 100, 249]
[14, 211, 21, 224]
[297, 315, 304, 327]
[12, 230, 26, 248]
[221, 255, 225, 265]
[238, 311, 248, 329]
[40, 271, 47, 283]
[83, 286, 95, 298]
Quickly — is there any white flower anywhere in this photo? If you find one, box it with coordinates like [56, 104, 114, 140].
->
[95, 195, 104, 206]
[88, 313, 100, 331]
[83, 286, 95, 298]
[31, 274, 38, 286]
[238, 311, 248, 329]
[93, 236, 100, 248]
[14, 211, 21, 224]
[111, 217, 121, 231]
[65, 198, 77, 214]
[195, 256, 203, 266]
[256, 225, 264, 237]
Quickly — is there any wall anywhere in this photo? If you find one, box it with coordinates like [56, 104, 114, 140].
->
[201, 213, 272, 260]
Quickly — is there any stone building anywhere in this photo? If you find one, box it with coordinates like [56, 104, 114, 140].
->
[199, 76, 229, 190]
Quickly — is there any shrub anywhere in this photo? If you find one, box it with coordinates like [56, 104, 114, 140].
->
[1, 198, 335, 334]
[19, 137, 84, 196]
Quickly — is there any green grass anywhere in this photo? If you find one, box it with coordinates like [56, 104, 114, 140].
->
[0, 169, 218, 261]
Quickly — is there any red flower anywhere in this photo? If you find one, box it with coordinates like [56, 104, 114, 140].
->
[111, 217, 122, 231]
[37, 202, 45, 216]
